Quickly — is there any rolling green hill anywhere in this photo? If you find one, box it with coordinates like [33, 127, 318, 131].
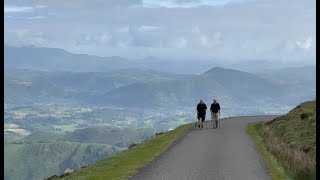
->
[47, 123, 194, 180]
[4, 75, 74, 104]
[23, 127, 154, 148]
[4, 68, 179, 105]
[4, 142, 121, 180]
[248, 101, 316, 179]
[265, 101, 316, 158]
[61, 127, 154, 147]
[5, 67, 315, 110]
[98, 67, 287, 108]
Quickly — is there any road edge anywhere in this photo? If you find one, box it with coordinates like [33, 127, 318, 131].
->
[246, 122, 291, 180]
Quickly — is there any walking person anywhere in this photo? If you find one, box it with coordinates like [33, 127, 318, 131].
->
[196, 100, 207, 129]
[210, 99, 221, 128]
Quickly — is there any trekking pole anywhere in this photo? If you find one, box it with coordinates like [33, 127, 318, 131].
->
[219, 113, 221, 128]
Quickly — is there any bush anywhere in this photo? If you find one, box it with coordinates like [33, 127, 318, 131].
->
[128, 143, 137, 149]
[300, 112, 310, 120]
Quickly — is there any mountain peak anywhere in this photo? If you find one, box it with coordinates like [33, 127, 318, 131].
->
[203, 67, 228, 74]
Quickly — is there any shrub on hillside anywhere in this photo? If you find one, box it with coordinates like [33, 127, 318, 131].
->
[300, 112, 311, 120]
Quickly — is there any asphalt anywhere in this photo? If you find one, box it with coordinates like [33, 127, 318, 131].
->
[130, 115, 279, 180]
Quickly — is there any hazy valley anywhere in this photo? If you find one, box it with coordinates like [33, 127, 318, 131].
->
[4, 46, 316, 180]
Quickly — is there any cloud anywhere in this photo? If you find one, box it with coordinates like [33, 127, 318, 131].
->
[137, 25, 161, 32]
[4, 6, 34, 13]
[5, 0, 141, 10]
[296, 37, 313, 50]
[4, 5, 47, 13]
[99, 33, 113, 44]
[4, 29, 48, 46]
[170, 37, 188, 48]
[192, 26, 222, 48]
[76, 32, 113, 46]
[6, 15, 46, 20]
[142, 0, 252, 8]
[116, 39, 132, 48]
[4, 0, 316, 63]
[116, 26, 130, 33]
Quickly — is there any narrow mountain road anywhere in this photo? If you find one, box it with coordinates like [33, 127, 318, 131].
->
[131, 115, 279, 180]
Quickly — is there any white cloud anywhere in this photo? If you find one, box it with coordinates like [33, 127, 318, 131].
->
[4, 5, 47, 13]
[296, 37, 313, 50]
[6, 15, 46, 20]
[170, 37, 188, 48]
[99, 33, 112, 44]
[137, 25, 160, 32]
[4, 0, 316, 63]
[4, 6, 34, 13]
[77, 32, 112, 45]
[116, 26, 129, 33]
[142, 0, 251, 8]
[192, 26, 222, 48]
[192, 26, 201, 34]
[5, 29, 48, 46]
[35, 5, 47, 9]
[116, 40, 132, 48]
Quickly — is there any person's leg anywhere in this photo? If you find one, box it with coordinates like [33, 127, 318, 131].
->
[211, 113, 214, 128]
[214, 113, 218, 128]
[202, 114, 205, 128]
[218, 113, 220, 128]
[197, 114, 200, 128]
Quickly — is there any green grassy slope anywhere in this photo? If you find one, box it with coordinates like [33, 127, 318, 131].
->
[4, 142, 121, 180]
[248, 101, 316, 180]
[48, 123, 194, 180]
[265, 101, 316, 158]
[61, 127, 154, 147]
[23, 127, 154, 148]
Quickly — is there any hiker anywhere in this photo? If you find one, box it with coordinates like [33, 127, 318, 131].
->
[196, 100, 207, 129]
[210, 99, 221, 128]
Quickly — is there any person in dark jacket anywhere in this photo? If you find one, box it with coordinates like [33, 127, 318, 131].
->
[210, 99, 221, 128]
[196, 100, 207, 129]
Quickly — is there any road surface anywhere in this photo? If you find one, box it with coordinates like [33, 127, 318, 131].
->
[131, 115, 278, 180]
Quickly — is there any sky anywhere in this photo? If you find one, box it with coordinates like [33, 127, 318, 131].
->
[4, 0, 316, 65]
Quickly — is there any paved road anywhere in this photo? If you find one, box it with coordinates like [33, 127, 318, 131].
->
[131, 115, 279, 180]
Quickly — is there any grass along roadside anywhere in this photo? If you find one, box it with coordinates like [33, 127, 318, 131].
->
[261, 125, 316, 180]
[247, 101, 316, 180]
[263, 101, 316, 180]
[246, 122, 290, 180]
[47, 123, 194, 180]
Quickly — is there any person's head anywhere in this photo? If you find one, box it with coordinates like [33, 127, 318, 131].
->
[214, 99, 217, 103]
[200, 99, 204, 104]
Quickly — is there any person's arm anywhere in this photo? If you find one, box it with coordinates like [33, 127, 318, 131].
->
[218, 104, 221, 115]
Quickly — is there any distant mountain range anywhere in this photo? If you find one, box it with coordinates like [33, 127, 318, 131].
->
[5, 66, 315, 109]
[95, 67, 287, 108]
[4, 45, 218, 74]
[4, 45, 131, 72]
[5, 45, 314, 74]
[4, 45, 315, 109]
